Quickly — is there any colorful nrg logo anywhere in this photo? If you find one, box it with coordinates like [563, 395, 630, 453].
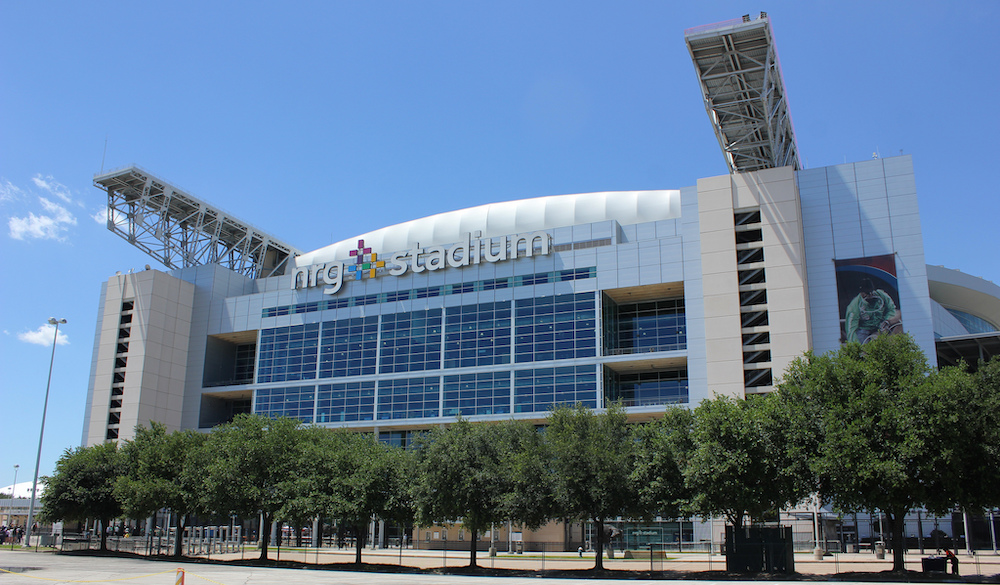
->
[347, 240, 385, 280]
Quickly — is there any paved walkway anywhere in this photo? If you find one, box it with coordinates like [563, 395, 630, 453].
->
[158, 545, 1000, 576]
[1, 547, 997, 585]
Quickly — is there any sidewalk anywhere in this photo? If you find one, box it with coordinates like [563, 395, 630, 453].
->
[5, 545, 997, 582]
[166, 546, 1000, 578]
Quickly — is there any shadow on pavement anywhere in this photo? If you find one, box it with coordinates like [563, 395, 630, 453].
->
[54, 550, 999, 583]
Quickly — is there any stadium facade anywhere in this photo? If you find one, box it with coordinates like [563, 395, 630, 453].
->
[82, 14, 1000, 550]
[88, 156, 983, 446]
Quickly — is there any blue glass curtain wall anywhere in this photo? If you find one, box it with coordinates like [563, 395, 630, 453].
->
[257, 323, 320, 383]
[379, 310, 443, 373]
[444, 301, 511, 368]
[319, 316, 378, 377]
[254, 292, 603, 421]
[514, 293, 597, 363]
[514, 365, 598, 412]
[254, 385, 316, 422]
[604, 368, 688, 406]
[443, 371, 512, 416]
[603, 297, 686, 355]
[316, 381, 375, 422]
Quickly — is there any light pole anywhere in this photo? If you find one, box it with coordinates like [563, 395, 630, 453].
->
[24, 318, 66, 548]
[7, 464, 18, 526]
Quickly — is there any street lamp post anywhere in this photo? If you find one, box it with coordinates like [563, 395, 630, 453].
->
[7, 464, 18, 526]
[23, 318, 66, 548]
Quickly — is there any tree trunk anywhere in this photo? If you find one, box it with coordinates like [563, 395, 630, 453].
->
[469, 527, 478, 568]
[259, 513, 271, 561]
[730, 511, 746, 531]
[354, 522, 366, 564]
[173, 515, 186, 557]
[99, 518, 109, 551]
[594, 518, 604, 570]
[889, 509, 907, 572]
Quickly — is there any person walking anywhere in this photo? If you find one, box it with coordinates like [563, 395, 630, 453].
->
[943, 547, 959, 575]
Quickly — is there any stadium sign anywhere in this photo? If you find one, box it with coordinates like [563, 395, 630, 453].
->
[292, 230, 552, 295]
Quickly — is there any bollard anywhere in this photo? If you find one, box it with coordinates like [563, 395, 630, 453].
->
[175, 568, 185, 585]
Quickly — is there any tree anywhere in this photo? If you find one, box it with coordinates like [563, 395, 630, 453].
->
[897, 357, 1000, 514]
[777, 333, 961, 571]
[413, 419, 551, 567]
[291, 428, 411, 564]
[202, 414, 304, 561]
[681, 393, 812, 530]
[546, 402, 636, 570]
[631, 407, 692, 521]
[493, 418, 553, 539]
[959, 358, 1000, 508]
[115, 422, 208, 557]
[40, 442, 123, 551]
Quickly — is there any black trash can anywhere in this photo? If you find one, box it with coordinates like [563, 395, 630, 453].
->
[922, 556, 946, 573]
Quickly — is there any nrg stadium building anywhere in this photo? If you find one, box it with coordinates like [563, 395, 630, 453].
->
[82, 14, 1000, 550]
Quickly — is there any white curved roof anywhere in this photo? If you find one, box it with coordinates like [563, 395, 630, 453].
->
[297, 190, 681, 266]
[927, 265, 1000, 329]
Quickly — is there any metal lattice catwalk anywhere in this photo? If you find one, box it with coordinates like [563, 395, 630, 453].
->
[94, 166, 302, 279]
[685, 13, 800, 174]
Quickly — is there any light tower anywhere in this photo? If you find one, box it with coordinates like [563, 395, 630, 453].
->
[685, 12, 801, 173]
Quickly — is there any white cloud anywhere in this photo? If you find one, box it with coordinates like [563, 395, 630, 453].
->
[18, 322, 70, 347]
[93, 207, 127, 227]
[32, 175, 74, 204]
[0, 179, 24, 203]
[40, 197, 76, 222]
[9, 197, 78, 241]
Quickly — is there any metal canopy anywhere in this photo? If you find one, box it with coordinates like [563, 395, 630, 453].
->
[685, 13, 801, 174]
[94, 166, 301, 279]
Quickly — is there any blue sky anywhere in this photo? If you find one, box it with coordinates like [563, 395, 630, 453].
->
[2, 1, 999, 489]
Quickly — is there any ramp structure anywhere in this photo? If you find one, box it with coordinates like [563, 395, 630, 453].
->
[94, 166, 301, 278]
[686, 13, 801, 173]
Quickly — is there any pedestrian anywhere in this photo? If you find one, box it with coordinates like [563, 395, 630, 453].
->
[943, 547, 959, 575]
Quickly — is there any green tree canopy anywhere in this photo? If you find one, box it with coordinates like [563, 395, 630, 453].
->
[546, 402, 635, 570]
[288, 428, 411, 564]
[777, 333, 974, 571]
[961, 358, 1000, 508]
[492, 418, 553, 534]
[40, 442, 123, 551]
[413, 419, 551, 567]
[933, 358, 1000, 511]
[630, 406, 692, 521]
[202, 414, 304, 560]
[681, 393, 812, 530]
[115, 422, 208, 556]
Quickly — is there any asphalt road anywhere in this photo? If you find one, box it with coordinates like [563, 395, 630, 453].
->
[1, 548, 991, 585]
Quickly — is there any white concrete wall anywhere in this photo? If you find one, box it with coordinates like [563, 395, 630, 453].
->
[696, 166, 811, 397]
[83, 270, 195, 446]
[797, 156, 935, 364]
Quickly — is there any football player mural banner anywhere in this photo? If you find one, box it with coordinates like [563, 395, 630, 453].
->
[835, 254, 903, 344]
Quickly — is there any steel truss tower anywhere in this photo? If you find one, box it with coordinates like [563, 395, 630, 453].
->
[94, 166, 301, 279]
[685, 13, 801, 174]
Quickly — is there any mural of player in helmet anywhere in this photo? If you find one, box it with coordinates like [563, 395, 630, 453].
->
[835, 254, 904, 344]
